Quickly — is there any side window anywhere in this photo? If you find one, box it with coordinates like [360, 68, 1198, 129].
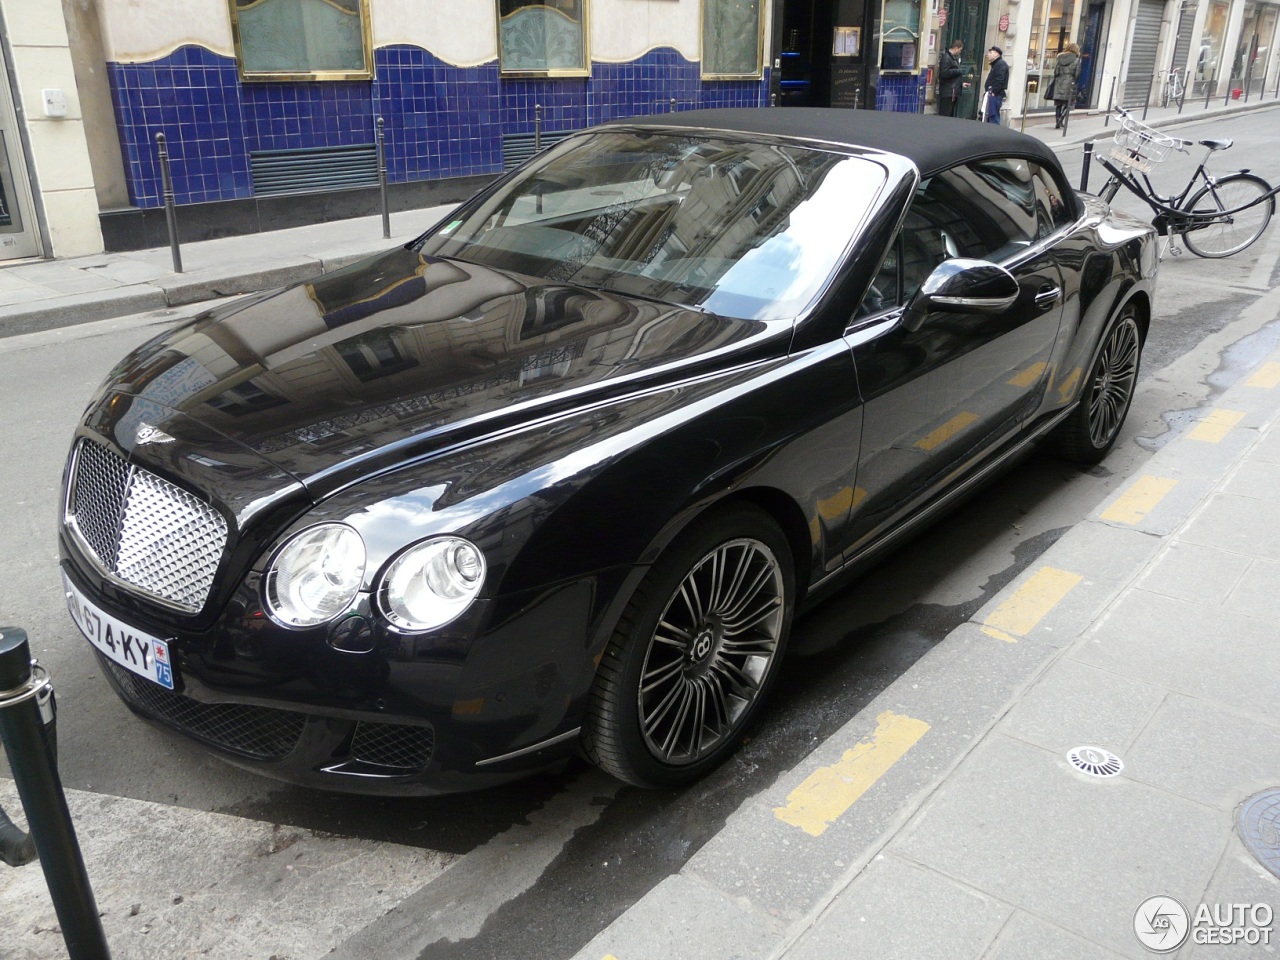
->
[912, 160, 1038, 263]
[857, 235, 901, 317]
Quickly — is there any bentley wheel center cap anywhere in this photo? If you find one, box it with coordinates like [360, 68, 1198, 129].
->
[692, 630, 715, 661]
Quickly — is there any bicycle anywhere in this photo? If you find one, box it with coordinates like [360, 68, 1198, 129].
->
[1160, 68, 1186, 108]
[1094, 107, 1277, 258]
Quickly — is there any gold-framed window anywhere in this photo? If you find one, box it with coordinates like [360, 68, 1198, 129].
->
[229, 0, 373, 82]
[497, 0, 591, 77]
[701, 0, 765, 79]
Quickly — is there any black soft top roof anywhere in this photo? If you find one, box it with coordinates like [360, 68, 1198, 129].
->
[617, 107, 1063, 179]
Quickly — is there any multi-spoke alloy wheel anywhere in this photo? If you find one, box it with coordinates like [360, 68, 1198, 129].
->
[1054, 307, 1143, 464]
[638, 537, 784, 766]
[583, 504, 794, 788]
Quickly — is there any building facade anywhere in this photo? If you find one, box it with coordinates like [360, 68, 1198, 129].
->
[0, 0, 1275, 262]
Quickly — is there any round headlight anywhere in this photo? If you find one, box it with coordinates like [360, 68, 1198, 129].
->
[378, 537, 486, 631]
[265, 523, 366, 628]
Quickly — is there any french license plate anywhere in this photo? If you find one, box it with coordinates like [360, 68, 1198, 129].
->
[63, 572, 175, 690]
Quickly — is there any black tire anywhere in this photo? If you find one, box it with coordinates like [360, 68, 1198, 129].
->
[1181, 173, 1274, 258]
[582, 503, 794, 788]
[1054, 306, 1143, 464]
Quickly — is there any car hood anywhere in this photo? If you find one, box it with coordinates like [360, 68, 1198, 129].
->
[93, 246, 789, 497]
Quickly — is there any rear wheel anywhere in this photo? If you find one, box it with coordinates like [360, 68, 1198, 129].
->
[1054, 306, 1143, 463]
[1181, 173, 1274, 258]
[582, 504, 793, 788]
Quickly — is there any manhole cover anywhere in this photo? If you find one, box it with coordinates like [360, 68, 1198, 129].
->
[1238, 789, 1280, 879]
[1067, 746, 1124, 778]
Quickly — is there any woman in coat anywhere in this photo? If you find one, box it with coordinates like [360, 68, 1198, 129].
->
[1050, 43, 1081, 129]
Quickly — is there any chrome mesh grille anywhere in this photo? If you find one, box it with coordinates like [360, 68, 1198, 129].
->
[67, 439, 228, 612]
[69, 440, 131, 568]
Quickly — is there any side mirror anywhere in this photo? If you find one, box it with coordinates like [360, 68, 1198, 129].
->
[901, 259, 1020, 332]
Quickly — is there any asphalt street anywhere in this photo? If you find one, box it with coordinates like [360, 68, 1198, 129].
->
[1, 106, 1279, 959]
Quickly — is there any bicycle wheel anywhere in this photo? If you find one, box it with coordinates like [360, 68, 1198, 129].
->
[1181, 173, 1275, 258]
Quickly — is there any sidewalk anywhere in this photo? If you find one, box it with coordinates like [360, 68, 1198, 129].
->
[567, 291, 1280, 960]
[0, 97, 1276, 340]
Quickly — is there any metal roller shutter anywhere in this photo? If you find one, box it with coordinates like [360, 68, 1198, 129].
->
[1171, 0, 1197, 73]
[1123, 0, 1166, 105]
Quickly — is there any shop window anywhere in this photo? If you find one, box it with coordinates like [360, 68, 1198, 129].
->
[880, 0, 922, 71]
[1025, 0, 1077, 109]
[701, 0, 765, 78]
[229, 0, 372, 81]
[498, 0, 590, 76]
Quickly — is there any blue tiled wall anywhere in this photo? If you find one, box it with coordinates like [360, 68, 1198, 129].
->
[876, 73, 929, 113]
[108, 44, 772, 209]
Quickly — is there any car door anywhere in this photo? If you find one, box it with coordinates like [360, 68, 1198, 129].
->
[840, 157, 1065, 559]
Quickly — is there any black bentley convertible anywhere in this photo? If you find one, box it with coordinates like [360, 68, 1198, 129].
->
[60, 109, 1156, 794]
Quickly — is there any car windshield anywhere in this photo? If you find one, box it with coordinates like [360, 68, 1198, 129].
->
[417, 130, 888, 321]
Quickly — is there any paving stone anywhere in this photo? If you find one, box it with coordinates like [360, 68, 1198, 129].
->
[984, 910, 1131, 960]
[1134, 541, 1252, 607]
[568, 875, 781, 960]
[784, 855, 1010, 960]
[1185, 836, 1280, 957]
[1177, 492, 1280, 562]
[1002, 658, 1165, 755]
[1221, 459, 1280, 501]
[1223, 558, 1280, 623]
[1073, 589, 1280, 723]
[892, 734, 1224, 959]
[1125, 694, 1280, 810]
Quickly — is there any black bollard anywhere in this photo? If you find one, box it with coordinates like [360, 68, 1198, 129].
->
[376, 116, 390, 240]
[1080, 140, 1094, 193]
[155, 134, 182, 274]
[0, 627, 111, 959]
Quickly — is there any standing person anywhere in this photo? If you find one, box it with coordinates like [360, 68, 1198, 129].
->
[937, 40, 965, 116]
[984, 46, 1009, 123]
[1049, 43, 1081, 128]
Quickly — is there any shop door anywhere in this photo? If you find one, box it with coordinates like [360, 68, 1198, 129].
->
[942, 0, 989, 117]
[0, 52, 40, 260]
[1078, 1, 1111, 107]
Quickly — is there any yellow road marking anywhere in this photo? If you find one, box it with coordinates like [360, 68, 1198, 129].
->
[916, 412, 978, 451]
[1246, 362, 1280, 389]
[774, 711, 930, 837]
[1188, 408, 1246, 443]
[603, 955, 621, 960]
[1008, 361, 1048, 388]
[1100, 476, 1179, 525]
[981, 567, 1083, 641]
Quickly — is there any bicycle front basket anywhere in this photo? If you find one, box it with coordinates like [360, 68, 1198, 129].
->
[1110, 114, 1176, 174]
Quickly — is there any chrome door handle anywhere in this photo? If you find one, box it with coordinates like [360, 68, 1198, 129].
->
[1034, 285, 1062, 308]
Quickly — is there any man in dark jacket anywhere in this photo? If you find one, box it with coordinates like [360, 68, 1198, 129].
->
[937, 40, 965, 116]
[983, 46, 1009, 123]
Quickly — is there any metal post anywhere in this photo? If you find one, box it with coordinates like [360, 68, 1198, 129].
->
[1225, 68, 1234, 105]
[0, 627, 110, 959]
[770, 91, 778, 106]
[1178, 67, 1188, 113]
[534, 104, 543, 152]
[670, 97, 676, 112]
[1244, 60, 1254, 101]
[155, 133, 182, 274]
[1105, 76, 1117, 126]
[1206, 67, 1216, 108]
[376, 117, 390, 240]
[1142, 72, 1156, 120]
[1080, 140, 1094, 192]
